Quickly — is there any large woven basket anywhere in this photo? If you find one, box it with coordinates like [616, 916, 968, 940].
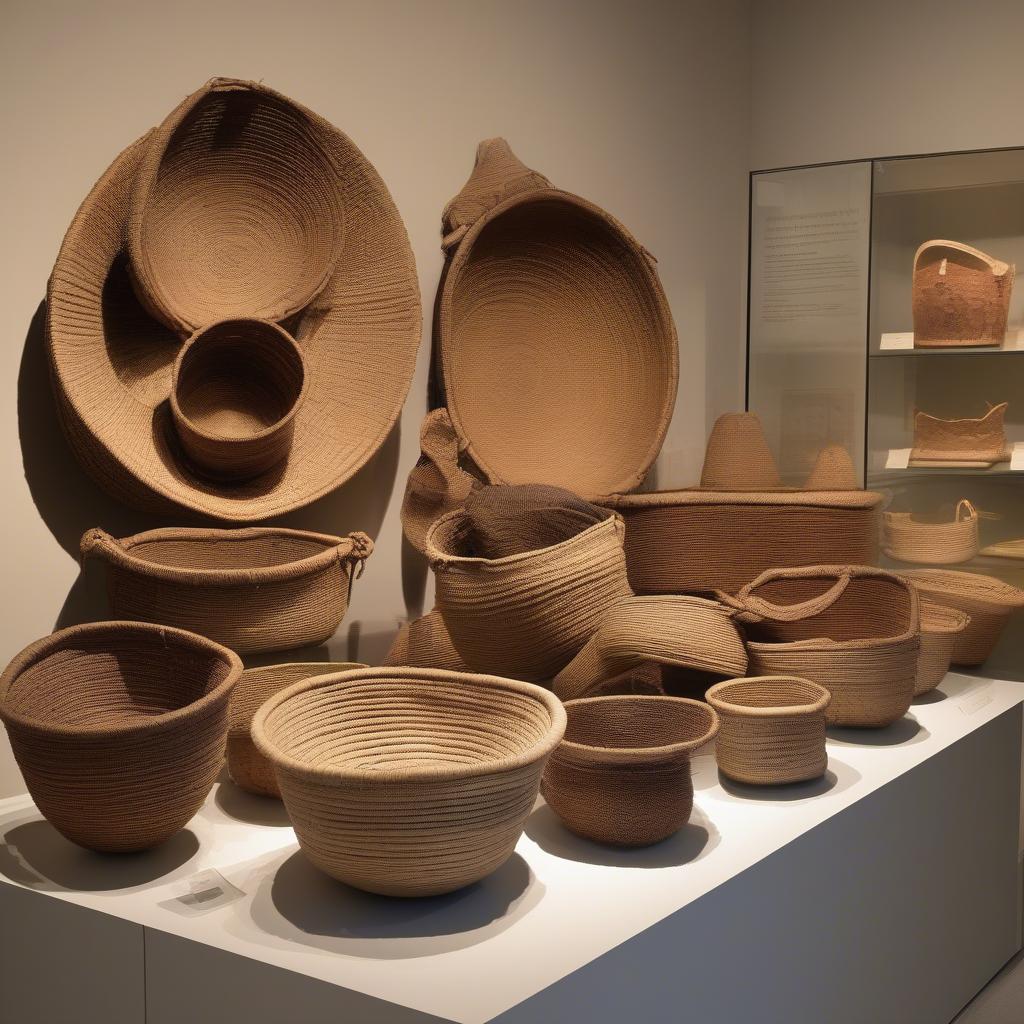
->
[883, 499, 980, 565]
[730, 566, 920, 728]
[426, 508, 632, 681]
[903, 569, 1024, 666]
[0, 621, 240, 852]
[705, 676, 830, 786]
[252, 667, 565, 896]
[81, 527, 372, 655]
[911, 403, 1010, 466]
[542, 696, 718, 847]
[916, 602, 970, 695]
[227, 662, 363, 798]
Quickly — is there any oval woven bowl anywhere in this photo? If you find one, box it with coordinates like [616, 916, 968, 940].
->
[227, 662, 363, 798]
[81, 526, 372, 655]
[0, 621, 240, 852]
[705, 676, 830, 786]
[128, 78, 344, 333]
[542, 696, 718, 847]
[252, 667, 565, 896]
[904, 569, 1024, 666]
[883, 500, 979, 566]
[916, 602, 970, 696]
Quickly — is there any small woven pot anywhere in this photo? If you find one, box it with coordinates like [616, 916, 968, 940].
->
[911, 403, 1010, 466]
[81, 526, 372, 655]
[0, 621, 240, 852]
[542, 696, 718, 847]
[705, 676, 830, 786]
[916, 602, 971, 695]
[904, 569, 1024, 666]
[227, 662, 363, 797]
[253, 667, 565, 896]
[426, 508, 632, 681]
[170, 318, 307, 482]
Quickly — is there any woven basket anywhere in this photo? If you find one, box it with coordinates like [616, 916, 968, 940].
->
[912, 240, 1014, 349]
[0, 621, 240, 852]
[979, 538, 1024, 560]
[542, 696, 718, 847]
[700, 413, 781, 489]
[382, 610, 468, 672]
[252, 666, 565, 896]
[426, 508, 632, 681]
[705, 676, 830, 785]
[903, 569, 1024, 666]
[435, 138, 677, 497]
[916, 602, 970, 695]
[911, 403, 1010, 466]
[731, 566, 920, 728]
[81, 527, 372, 655]
[227, 662, 363, 797]
[883, 499, 980, 565]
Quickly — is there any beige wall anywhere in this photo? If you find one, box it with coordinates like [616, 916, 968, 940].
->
[0, 0, 751, 796]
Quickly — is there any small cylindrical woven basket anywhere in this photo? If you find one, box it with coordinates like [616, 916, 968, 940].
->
[252, 666, 565, 897]
[542, 696, 718, 847]
[705, 676, 830, 786]
[730, 566, 920, 728]
[916, 602, 971, 695]
[0, 621, 240, 852]
[904, 569, 1024, 666]
[227, 662, 363, 798]
[883, 500, 979, 565]
[426, 508, 632, 681]
[81, 527, 372, 655]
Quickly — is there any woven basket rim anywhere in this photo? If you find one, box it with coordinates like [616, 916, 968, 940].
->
[919, 601, 971, 636]
[438, 185, 677, 496]
[904, 568, 1024, 610]
[251, 666, 567, 784]
[600, 488, 884, 509]
[706, 675, 831, 717]
[0, 620, 241, 739]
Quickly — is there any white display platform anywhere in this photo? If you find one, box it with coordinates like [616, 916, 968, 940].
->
[1, 673, 1022, 1024]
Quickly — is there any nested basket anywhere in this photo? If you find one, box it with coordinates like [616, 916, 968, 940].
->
[705, 676, 830, 785]
[730, 566, 920, 728]
[904, 569, 1024, 666]
[542, 696, 719, 847]
[0, 621, 240, 852]
[426, 508, 632, 681]
[253, 667, 565, 896]
[916, 602, 971, 695]
[883, 500, 980, 565]
[81, 527, 372, 655]
[227, 662, 363, 797]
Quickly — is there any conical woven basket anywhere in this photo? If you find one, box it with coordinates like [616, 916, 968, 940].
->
[82, 527, 372, 655]
[426, 508, 632, 681]
[700, 413, 781, 489]
[383, 610, 468, 672]
[705, 676, 830, 785]
[730, 566, 920, 728]
[911, 403, 1010, 466]
[903, 569, 1024, 666]
[0, 621, 240, 852]
[252, 667, 565, 896]
[227, 662, 363, 798]
[542, 696, 718, 847]
[916, 602, 970, 696]
[883, 500, 980, 565]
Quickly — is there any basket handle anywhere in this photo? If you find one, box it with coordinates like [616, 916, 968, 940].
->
[79, 527, 123, 564]
[728, 571, 853, 624]
[339, 532, 374, 580]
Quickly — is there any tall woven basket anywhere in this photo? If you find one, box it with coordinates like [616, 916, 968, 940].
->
[883, 500, 980, 565]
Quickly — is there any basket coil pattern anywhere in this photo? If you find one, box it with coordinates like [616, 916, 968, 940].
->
[0, 621, 240, 852]
[916, 602, 970, 696]
[383, 610, 468, 672]
[252, 667, 566, 897]
[911, 403, 1010, 466]
[883, 500, 980, 565]
[542, 696, 719, 847]
[705, 676, 830, 785]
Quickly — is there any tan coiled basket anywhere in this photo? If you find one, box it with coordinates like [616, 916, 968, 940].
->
[916, 602, 970, 695]
[883, 500, 980, 565]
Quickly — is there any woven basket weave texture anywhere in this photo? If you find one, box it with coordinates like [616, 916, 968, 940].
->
[915, 602, 970, 696]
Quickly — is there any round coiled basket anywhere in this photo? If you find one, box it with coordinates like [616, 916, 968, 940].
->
[883, 500, 980, 565]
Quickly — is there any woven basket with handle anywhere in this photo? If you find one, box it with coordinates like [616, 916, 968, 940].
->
[883, 499, 981, 565]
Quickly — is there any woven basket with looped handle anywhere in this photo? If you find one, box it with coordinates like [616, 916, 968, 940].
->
[252, 666, 565, 897]
[911, 403, 1011, 466]
[916, 602, 970, 696]
[883, 499, 982, 565]
[904, 569, 1024, 666]
[706, 676, 830, 786]
[227, 662, 363, 798]
[542, 696, 718, 847]
[0, 621, 240, 852]
[82, 527, 372, 655]
[728, 566, 920, 728]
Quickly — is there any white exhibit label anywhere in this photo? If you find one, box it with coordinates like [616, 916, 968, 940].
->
[886, 448, 912, 470]
[880, 332, 914, 350]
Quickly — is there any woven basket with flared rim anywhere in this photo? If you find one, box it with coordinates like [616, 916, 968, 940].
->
[903, 569, 1024, 666]
[729, 566, 920, 728]
[128, 77, 345, 334]
[81, 526, 372, 655]
[911, 403, 1011, 466]
[47, 85, 420, 523]
[426, 508, 632, 682]
[541, 696, 718, 847]
[227, 662, 363, 798]
[552, 595, 748, 701]
[252, 666, 565, 897]
[705, 676, 830, 786]
[912, 240, 1014, 349]
[435, 138, 677, 497]
[916, 602, 970, 696]
[383, 609, 468, 672]
[883, 499, 981, 565]
[0, 621, 240, 852]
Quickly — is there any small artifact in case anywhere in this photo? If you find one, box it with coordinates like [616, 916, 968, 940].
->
[910, 403, 1011, 467]
[883, 499, 981, 565]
